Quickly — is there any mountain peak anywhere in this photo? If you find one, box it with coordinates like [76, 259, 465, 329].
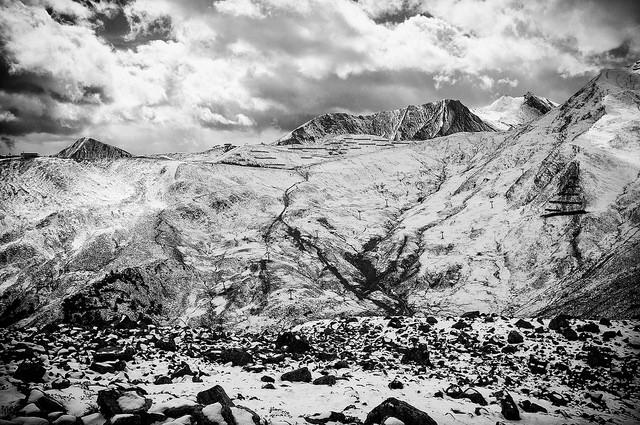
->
[473, 92, 557, 131]
[277, 98, 494, 145]
[56, 137, 132, 161]
[523, 91, 557, 115]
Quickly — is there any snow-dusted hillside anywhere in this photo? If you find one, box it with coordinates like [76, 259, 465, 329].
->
[0, 63, 639, 330]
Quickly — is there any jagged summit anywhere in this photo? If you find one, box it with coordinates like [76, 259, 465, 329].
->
[523, 92, 556, 115]
[56, 137, 132, 161]
[277, 99, 494, 145]
[473, 92, 557, 130]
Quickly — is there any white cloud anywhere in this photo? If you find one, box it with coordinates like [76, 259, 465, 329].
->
[0, 111, 17, 122]
[215, 0, 264, 19]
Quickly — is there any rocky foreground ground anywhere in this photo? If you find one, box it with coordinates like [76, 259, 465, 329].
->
[1, 314, 639, 425]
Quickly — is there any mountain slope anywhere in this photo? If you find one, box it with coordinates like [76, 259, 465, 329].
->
[56, 137, 132, 161]
[0, 64, 639, 329]
[277, 99, 494, 145]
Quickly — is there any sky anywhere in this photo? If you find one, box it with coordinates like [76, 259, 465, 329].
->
[0, 0, 638, 155]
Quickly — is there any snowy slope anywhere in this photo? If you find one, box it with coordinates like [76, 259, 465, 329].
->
[0, 64, 639, 329]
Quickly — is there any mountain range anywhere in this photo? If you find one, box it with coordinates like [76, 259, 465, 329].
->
[1, 61, 639, 330]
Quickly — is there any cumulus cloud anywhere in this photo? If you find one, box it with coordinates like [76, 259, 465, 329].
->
[0, 0, 638, 154]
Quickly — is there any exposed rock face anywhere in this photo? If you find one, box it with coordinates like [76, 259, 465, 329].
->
[277, 99, 494, 145]
[56, 137, 131, 161]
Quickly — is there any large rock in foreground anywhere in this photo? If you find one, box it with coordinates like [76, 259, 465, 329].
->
[364, 397, 437, 425]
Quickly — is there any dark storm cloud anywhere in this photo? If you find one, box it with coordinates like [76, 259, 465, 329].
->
[93, 5, 174, 49]
[1, 136, 16, 152]
[0, 0, 639, 154]
[356, 0, 433, 25]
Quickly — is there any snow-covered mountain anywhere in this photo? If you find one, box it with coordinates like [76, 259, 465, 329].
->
[1, 63, 639, 330]
[277, 99, 494, 145]
[472, 92, 558, 130]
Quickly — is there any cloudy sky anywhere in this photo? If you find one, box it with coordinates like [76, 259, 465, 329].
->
[0, 0, 638, 155]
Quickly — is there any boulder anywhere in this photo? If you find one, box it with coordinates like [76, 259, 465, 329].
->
[51, 379, 71, 390]
[28, 390, 64, 414]
[388, 379, 404, 390]
[228, 406, 260, 425]
[116, 392, 151, 414]
[577, 322, 600, 334]
[219, 349, 253, 367]
[275, 332, 311, 354]
[14, 362, 46, 382]
[171, 362, 193, 379]
[501, 393, 520, 420]
[81, 413, 106, 425]
[108, 414, 141, 425]
[586, 347, 611, 368]
[90, 361, 126, 374]
[197, 386, 234, 407]
[281, 367, 312, 383]
[52, 415, 79, 425]
[10, 417, 49, 425]
[451, 320, 470, 330]
[155, 339, 177, 352]
[333, 360, 349, 369]
[304, 411, 357, 424]
[599, 318, 612, 326]
[387, 317, 403, 328]
[364, 398, 437, 425]
[400, 345, 431, 366]
[519, 400, 547, 413]
[154, 376, 172, 385]
[549, 314, 571, 331]
[201, 403, 226, 425]
[514, 319, 534, 329]
[507, 331, 524, 344]
[94, 346, 135, 362]
[312, 375, 336, 386]
[560, 327, 578, 341]
[97, 389, 123, 417]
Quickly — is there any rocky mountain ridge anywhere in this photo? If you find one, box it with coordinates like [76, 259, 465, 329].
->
[277, 99, 494, 145]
